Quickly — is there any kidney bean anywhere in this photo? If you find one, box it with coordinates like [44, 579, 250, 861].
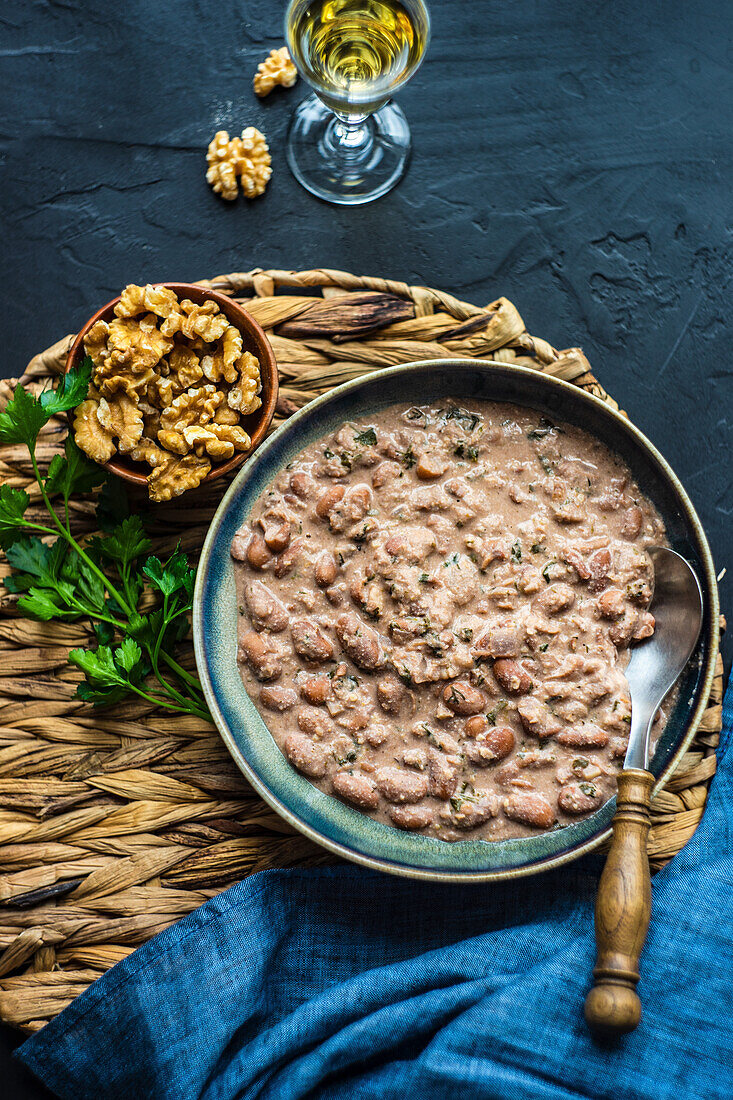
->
[390, 616, 429, 643]
[474, 537, 509, 569]
[492, 659, 533, 695]
[272, 537, 303, 578]
[297, 706, 332, 739]
[627, 576, 653, 605]
[336, 707, 371, 733]
[596, 489, 622, 512]
[344, 484, 373, 517]
[263, 520, 291, 554]
[449, 795, 498, 830]
[517, 697, 563, 739]
[290, 618, 335, 663]
[259, 685, 298, 711]
[464, 715, 489, 738]
[299, 676, 332, 705]
[556, 725, 609, 748]
[388, 804, 435, 830]
[562, 547, 591, 580]
[314, 550, 338, 588]
[364, 723, 389, 747]
[316, 485, 345, 519]
[472, 624, 520, 659]
[609, 610, 637, 648]
[423, 729, 461, 755]
[332, 770, 380, 809]
[244, 531, 272, 570]
[244, 580, 289, 633]
[597, 587, 626, 620]
[550, 480, 586, 523]
[371, 460, 401, 488]
[558, 781, 603, 815]
[402, 748, 428, 770]
[495, 761, 534, 789]
[335, 613, 384, 670]
[283, 733, 328, 778]
[621, 505, 643, 540]
[503, 791, 556, 829]
[588, 548, 612, 591]
[377, 675, 407, 714]
[230, 530, 252, 562]
[383, 526, 436, 563]
[289, 471, 315, 498]
[349, 574, 385, 620]
[375, 766, 430, 804]
[442, 680, 486, 715]
[633, 611, 655, 640]
[534, 583, 575, 615]
[238, 631, 281, 681]
[428, 749, 460, 799]
[610, 735, 630, 758]
[325, 584, 346, 606]
[465, 726, 515, 765]
[415, 454, 448, 480]
[517, 568, 543, 595]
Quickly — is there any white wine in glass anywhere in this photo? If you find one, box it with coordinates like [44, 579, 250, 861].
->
[285, 0, 430, 205]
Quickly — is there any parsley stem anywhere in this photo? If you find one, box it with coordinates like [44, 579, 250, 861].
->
[160, 651, 205, 696]
[20, 521, 61, 538]
[148, 654, 192, 709]
[128, 679, 209, 720]
[29, 447, 133, 619]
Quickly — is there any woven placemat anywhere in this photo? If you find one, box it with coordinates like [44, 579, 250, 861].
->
[0, 268, 724, 1033]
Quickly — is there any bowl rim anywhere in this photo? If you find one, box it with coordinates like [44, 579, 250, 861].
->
[64, 281, 279, 487]
[193, 358, 720, 882]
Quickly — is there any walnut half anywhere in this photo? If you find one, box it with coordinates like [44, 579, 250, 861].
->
[148, 454, 212, 503]
[254, 47, 297, 97]
[205, 128, 272, 201]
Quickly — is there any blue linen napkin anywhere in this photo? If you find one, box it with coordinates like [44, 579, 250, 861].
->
[18, 676, 733, 1100]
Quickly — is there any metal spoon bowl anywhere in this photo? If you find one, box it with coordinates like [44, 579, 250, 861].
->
[624, 547, 705, 769]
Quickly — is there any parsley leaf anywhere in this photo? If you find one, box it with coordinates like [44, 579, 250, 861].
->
[18, 587, 78, 621]
[0, 359, 92, 452]
[353, 427, 377, 446]
[0, 487, 31, 549]
[40, 357, 92, 416]
[46, 434, 106, 500]
[0, 385, 48, 449]
[5, 536, 67, 590]
[94, 516, 151, 570]
[143, 549, 194, 600]
[70, 640, 147, 707]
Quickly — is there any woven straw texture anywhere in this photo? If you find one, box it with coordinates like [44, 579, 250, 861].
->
[0, 268, 724, 1033]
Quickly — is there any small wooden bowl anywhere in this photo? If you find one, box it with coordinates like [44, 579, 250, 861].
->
[65, 282, 279, 493]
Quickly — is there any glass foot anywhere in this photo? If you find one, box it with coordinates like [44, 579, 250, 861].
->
[286, 93, 411, 205]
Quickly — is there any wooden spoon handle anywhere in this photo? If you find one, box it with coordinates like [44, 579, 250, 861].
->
[584, 768, 654, 1035]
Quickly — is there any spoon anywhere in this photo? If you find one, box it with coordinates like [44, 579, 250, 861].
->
[584, 546, 703, 1036]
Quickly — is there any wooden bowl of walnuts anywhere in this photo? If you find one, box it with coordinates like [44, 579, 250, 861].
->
[65, 282, 278, 502]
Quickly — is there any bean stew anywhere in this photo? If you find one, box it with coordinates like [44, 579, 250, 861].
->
[231, 400, 666, 841]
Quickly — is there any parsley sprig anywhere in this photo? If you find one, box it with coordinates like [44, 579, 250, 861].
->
[0, 359, 209, 721]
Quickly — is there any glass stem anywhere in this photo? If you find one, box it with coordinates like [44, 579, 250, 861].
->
[331, 112, 371, 156]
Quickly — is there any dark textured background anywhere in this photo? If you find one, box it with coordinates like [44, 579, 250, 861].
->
[1, 0, 731, 1093]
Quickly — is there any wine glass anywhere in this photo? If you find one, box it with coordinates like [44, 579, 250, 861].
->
[285, 0, 430, 205]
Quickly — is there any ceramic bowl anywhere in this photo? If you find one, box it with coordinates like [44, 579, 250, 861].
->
[65, 282, 279, 491]
[193, 360, 719, 882]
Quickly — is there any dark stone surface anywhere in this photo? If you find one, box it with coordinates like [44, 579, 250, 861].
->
[1, 0, 731, 1092]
